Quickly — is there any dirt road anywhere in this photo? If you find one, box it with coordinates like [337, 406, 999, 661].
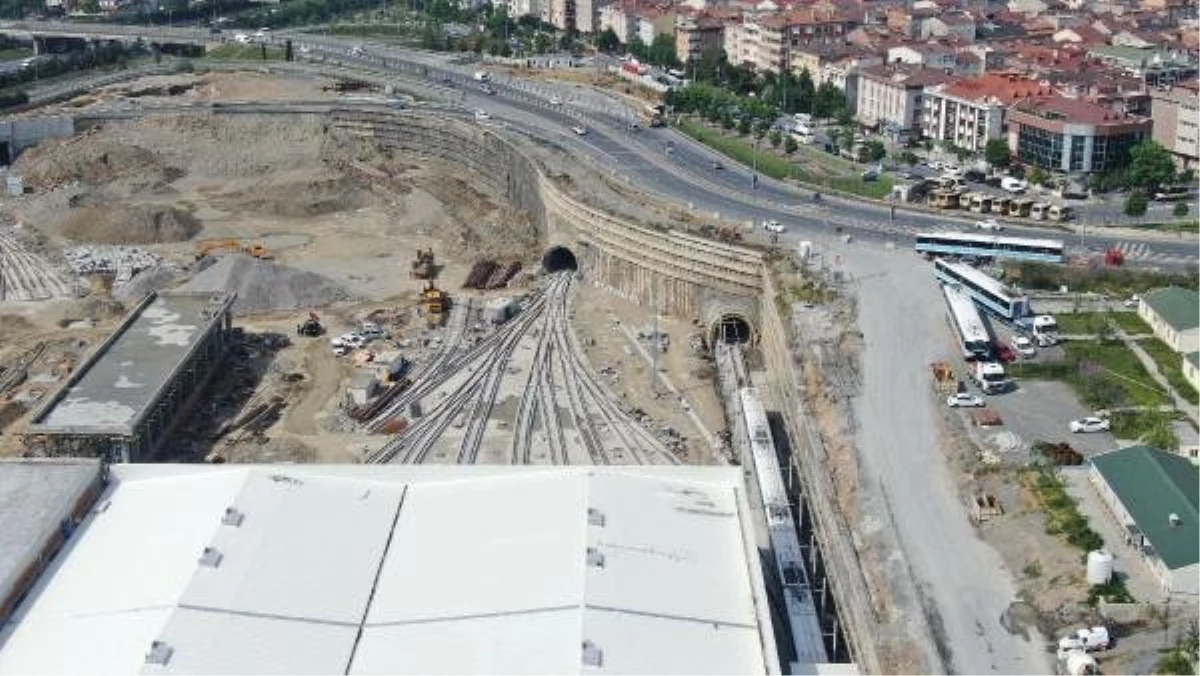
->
[835, 241, 1052, 675]
[285, 336, 345, 436]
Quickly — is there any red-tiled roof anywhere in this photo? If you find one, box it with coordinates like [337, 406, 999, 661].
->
[937, 73, 1046, 102]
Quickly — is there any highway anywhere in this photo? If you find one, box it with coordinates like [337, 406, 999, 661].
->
[0, 19, 1195, 267]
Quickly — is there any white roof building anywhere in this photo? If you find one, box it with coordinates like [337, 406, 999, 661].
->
[0, 464, 781, 675]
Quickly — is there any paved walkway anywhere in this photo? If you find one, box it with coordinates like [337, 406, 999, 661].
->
[1115, 329, 1199, 426]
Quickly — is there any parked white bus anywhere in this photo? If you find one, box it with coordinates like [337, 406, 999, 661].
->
[933, 258, 1031, 321]
[915, 231, 1066, 263]
[942, 283, 993, 361]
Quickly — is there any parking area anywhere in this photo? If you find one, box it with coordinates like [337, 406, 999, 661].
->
[968, 380, 1118, 456]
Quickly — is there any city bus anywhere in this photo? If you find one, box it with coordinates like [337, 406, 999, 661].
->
[914, 231, 1066, 263]
[942, 283, 993, 361]
[639, 103, 666, 128]
[934, 258, 1031, 322]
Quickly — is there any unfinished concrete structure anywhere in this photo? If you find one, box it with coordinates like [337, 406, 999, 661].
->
[24, 291, 236, 462]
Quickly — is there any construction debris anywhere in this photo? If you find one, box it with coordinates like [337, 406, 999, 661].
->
[970, 494, 1004, 524]
[180, 254, 353, 314]
[0, 229, 77, 300]
[463, 260, 521, 289]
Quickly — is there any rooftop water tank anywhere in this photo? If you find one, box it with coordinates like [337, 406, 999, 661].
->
[1086, 549, 1114, 586]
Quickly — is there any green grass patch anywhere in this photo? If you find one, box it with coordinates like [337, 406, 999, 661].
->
[205, 44, 287, 61]
[1138, 337, 1199, 404]
[1024, 468, 1104, 554]
[1009, 339, 1169, 409]
[1002, 261, 1199, 296]
[1132, 220, 1199, 234]
[1052, 311, 1150, 336]
[675, 118, 893, 199]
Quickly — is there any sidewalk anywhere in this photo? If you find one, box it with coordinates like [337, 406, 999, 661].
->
[1116, 328, 1199, 426]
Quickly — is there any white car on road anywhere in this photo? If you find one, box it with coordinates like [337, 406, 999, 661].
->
[474, 110, 490, 122]
[571, 125, 588, 136]
[947, 393, 985, 408]
[1070, 417, 1111, 433]
[763, 220, 786, 234]
[976, 218, 1004, 231]
[549, 96, 562, 106]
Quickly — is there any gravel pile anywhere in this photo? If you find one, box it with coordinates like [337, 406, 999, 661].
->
[113, 265, 179, 303]
[180, 254, 353, 314]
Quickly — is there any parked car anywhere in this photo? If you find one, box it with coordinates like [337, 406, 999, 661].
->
[1070, 417, 1111, 433]
[995, 342, 1016, 363]
[947, 393, 985, 408]
[763, 220, 786, 234]
[1014, 336, 1036, 358]
[549, 96, 562, 105]
[571, 125, 588, 136]
[474, 110, 490, 122]
[1124, 294, 1141, 308]
[479, 84, 496, 95]
[976, 218, 1004, 231]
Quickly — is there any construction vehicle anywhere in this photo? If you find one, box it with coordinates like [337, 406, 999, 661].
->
[195, 238, 271, 260]
[296, 312, 324, 337]
[970, 361, 1010, 394]
[422, 281, 447, 327]
[411, 249, 437, 280]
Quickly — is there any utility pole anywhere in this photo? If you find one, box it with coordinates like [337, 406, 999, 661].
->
[650, 276, 660, 395]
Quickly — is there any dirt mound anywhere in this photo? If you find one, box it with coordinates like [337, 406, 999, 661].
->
[59, 205, 201, 244]
[16, 136, 179, 192]
[113, 265, 179, 303]
[215, 175, 373, 219]
[180, 254, 353, 314]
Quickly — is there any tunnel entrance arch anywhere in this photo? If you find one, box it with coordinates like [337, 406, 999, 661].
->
[712, 315, 753, 346]
[542, 246, 578, 273]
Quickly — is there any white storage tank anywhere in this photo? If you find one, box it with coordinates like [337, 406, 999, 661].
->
[1086, 549, 1114, 585]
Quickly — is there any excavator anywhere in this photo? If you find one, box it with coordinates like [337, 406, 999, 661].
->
[195, 238, 272, 260]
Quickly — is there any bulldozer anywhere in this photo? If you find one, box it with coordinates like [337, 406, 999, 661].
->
[411, 249, 437, 280]
[196, 238, 272, 260]
[296, 312, 324, 337]
[422, 281, 447, 328]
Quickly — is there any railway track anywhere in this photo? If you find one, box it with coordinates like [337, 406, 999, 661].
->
[369, 272, 676, 466]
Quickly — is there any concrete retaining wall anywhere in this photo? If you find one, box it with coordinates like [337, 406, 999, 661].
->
[0, 114, 74, 161]
[757, 273, 883, 674]
[328, 107, 764, 324]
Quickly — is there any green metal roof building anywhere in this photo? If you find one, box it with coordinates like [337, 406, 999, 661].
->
[1089, 445, 1199, 598]
[1137, 287, 1200, 355]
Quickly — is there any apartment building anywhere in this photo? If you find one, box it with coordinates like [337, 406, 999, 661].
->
[1150, 79, 1200, 169]
[734, 7, 859, 74]
[575, 0, 610, 33]
[600, 0, 637, 42]
[922, 73, 1045, 151]
[544, 0, 576, 31]
[1007, 96, 1151, 173]
[918, 13, 977, 43]
[856, 64, 954, 139]
[675, 13, 725, 64]
[1087, 45, 1200, 86]
[725, 15, 762, 69]
[633, 6, 676, 45]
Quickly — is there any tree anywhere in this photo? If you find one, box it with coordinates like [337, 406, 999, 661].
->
[595, 28, 619, 53]
[784, 136, 798, 154]
[769, 130, 782, 148]
[627, 35, 646, 60]
[1125, 190, 1149, 217]
[754, 118, 770, 138]
[1174, 201, 1189, 218]
[898, 150, 919, 166]
[1127, 140, 1175, 192]
[646, 33, 678, 68]
[865, 139, 886, 162]
[737, 116, 751, 135]
[984, 139, 1010, 170]
[1028, 166, 1046, 186]
[812, 81, 845, 121]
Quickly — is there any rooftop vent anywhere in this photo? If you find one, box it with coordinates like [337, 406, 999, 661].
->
[582, 641, 604, 667]
[586, 547, 606, 569]
[222, 507, 244, 527]
[1169, 513, 1181, 527]
[587, 507, 606, 527]
[199, 546, 224, 568]
[145, 641, 173, 666]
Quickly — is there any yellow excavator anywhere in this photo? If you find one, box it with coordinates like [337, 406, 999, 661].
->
[195, 238, 272, 260]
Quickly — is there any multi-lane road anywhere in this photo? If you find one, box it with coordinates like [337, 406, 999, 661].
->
[0, 19, 1196, 267]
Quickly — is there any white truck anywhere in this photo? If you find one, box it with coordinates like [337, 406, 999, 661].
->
[1031, 314, 1060, 347]
[970, 361, 1009, 394]
[473, 70, 490, 82]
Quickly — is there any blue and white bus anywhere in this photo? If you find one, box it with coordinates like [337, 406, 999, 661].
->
[934, 258, 1031, 322]
[915, 231, 1065, 264]
[942, 283, 993, 361]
